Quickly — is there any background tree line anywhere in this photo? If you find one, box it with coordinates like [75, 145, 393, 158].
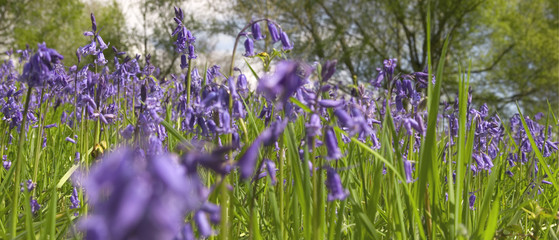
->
[1, 0, 557, 116]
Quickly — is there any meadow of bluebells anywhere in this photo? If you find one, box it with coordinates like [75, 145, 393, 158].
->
[0, 7, 558, 240]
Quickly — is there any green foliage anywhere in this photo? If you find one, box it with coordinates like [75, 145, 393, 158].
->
[474, 0, 559, 115]
[9, 0, 128, 66]
[205, 0, 558, 116]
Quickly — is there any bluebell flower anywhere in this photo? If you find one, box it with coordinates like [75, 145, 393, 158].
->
[383, 58, 397, 82]
[66, 136, 76, 144]
[188, 44, 197, 59]
[251, 21, 266, 40]
[469, 194, 476, 210]
[279, 31, 293, 50]
[30, 197, 41, 214]
[318, 99, 344, 108]
[20, 43, 64, 88]
[79, 148, 204, 240]
[324, 127, 342, 160]
[404, 159, 414, 183]
[244, 37, 255, 57]
[258, 61, 305, 106]
[180, 55, 188, 69]
[238, 137, 262, 180]
[325, 167, 349, 201]
[175, 223, 195, 240]
[306, 114, 322, 137]
[267, 21, 280, 43]
[70, 187, 80, 215]
[321, 60, 337, 82]
[3, 161, 11, 170]
[194, 210, 212, 237]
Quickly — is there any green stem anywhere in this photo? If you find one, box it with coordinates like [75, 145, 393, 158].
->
[11, 87, 33, 238]
[186, 58, 193, 105]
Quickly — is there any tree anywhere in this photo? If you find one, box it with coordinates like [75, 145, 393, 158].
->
[4, 0, 129, 67]
[203, 0, 557, 116]
[472, 0, 558, 115]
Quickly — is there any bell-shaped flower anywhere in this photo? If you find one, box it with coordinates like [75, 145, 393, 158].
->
[325, 167, 349, 201]
[251, 21, 266, 40]
[324, 127, 342, 160]
[280, 31, 293, 50]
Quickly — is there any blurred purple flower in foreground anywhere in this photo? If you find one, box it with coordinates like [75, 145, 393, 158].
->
[78, 148, 204, 240]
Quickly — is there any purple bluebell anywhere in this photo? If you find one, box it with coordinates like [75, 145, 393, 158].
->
[383, 58, 397, 82]
[251, 21, 266, 40]
[44, 123, 57, 129]
[280, 31, 293, 50]
[70, 187, 80, 215]
[90, 13, 97, 32]
[200, 202, 221, 224]
[370, 68, 384, 87]
[261, 159, 278, 185]
[401, 118, 420, 135]
[20, 43, 64, 88]
[469, 194, 476, 210]
[321, 60, 337, 82]
[237, 138, 262, 180]
[30, 197, 41, 214]
[258, 61, 305, 106]
[79, 148, 204, 240]
[244, 37, 255, 57]
[334, 108, 354, 129]
[175, 224, 195, 240]
[194, 211, 212, 237]
[318, 99, 344, 108]
[324, 127, 342, 160]
[233, 100, 246, 119]
[404, 159, 414, 183]
[306, 114, 322, 137]
[259, 118, 288, 146]
[21, 179, 36, 192]
[3, 161, 11, 170]
[325, 167, 349, 201]
[188, 44, 197, 59]
[220, 111, 232, 133]
[182, 145, 228, 175]
[236, 71, 249, 95]
[180, 55, 188, 69]
[66, 137, 76, 144]
[506, 170, 514, 177]
[267, 21, 280, 43]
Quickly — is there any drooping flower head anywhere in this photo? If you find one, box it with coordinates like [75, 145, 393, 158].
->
[20, 43, 64, 88]
[325, 167, 349, 201]
[267, 21, 281, 43]
[324, 127, 342, 160]
[279, 31, 293, 51]
[251, 21, 266, 40]
[243, 37, 255, 57]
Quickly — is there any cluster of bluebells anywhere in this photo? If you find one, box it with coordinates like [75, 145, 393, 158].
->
[242, 19, 293, 57]
[172, 6, 196, 68]
[77, 14, 109, 65]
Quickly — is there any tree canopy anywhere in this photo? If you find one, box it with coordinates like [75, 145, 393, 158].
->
[203, 0, 558, 115]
